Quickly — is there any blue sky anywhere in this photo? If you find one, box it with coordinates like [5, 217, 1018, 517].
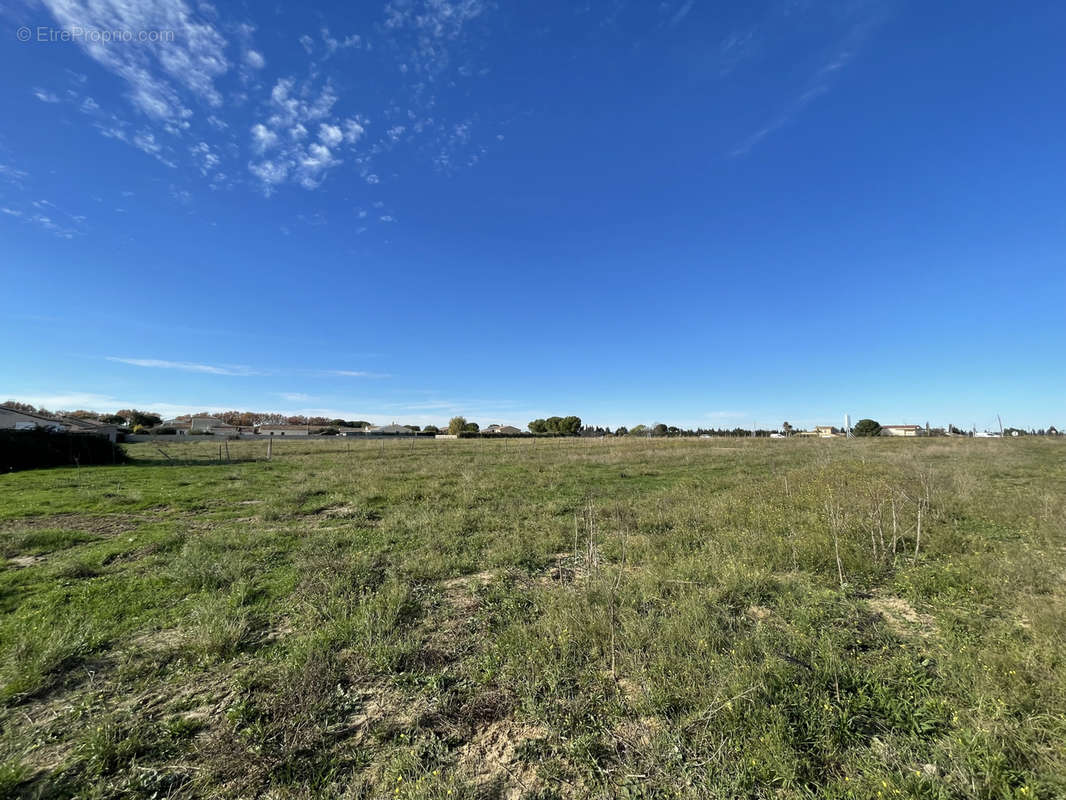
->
[1, 0, 1063, 431]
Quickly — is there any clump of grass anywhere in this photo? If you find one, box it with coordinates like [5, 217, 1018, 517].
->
[169, 536, 254, 591]
[0, 759, 31, 797]
[0, 618, 93, 703]
[185, 581, 259, 662]
[1, 528, 96, 558]
[54, 555, 101, 580]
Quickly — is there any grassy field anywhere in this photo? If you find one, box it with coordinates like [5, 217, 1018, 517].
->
[1, 436, 1064, 799]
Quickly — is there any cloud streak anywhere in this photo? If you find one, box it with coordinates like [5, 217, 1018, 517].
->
[324, 370, 391, 379]
[728, 4, 891, 157]
[106, 357, 265, 376]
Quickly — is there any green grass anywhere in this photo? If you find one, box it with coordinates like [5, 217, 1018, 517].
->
[1, 436, 1064, 798]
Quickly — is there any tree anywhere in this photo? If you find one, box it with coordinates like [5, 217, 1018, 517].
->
[423, 425, 440, 435]
[3, 400, 38, 414]
[462, 422, 480, 433]
[615, 426, 628, 437]
[528, 419, 547, 433]
[65, 410, 101, 420]
[448, 416, 467, 435]
[629, 424, 648, 436]
[782, 421, 792, 437]
[118, 409, 162, 428]
[853, 418, 882, 437]
[560, 416, 582, 435]
[101, 414, 127, 426]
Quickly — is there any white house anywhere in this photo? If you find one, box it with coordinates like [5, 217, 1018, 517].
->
[190, 416, 225, 433]
[881, 425, 921, 437]
[258, 424, 310, 436]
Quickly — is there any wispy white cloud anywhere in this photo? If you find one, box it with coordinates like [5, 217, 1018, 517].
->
[383, 0, 488, 78]
[1, 193, 89, 239]
[0, 164, 29, 187]
[326, 370, 391, 378]
[244, 49, 266, 69]
[40, 0, 230, 122]
[667, 0, 694, 28]
[33, 88, 61, 103]
[106, 357, 265, 376]
[247, 77, 367, 192]
[729, 6, 890, 157]
[189, 141, 220, 177]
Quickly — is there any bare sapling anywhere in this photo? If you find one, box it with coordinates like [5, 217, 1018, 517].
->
[890, 497, 899, 555]
[826, 494, 846, 589]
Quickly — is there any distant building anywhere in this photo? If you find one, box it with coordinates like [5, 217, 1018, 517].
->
[0, 406, 67, 432]
[0, 406, 118, 442]
[56, 416, 120, 442]
[258, 424, 310, 436]
[881, 425, 921, 437]
[483, 424, 523, 435]
[367, 424, 415, 434]
[815, 426, 838, 438]
[157, 417, 238, 436]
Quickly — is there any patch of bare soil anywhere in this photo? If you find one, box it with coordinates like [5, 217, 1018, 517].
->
[440, 569, 498, 595]
[456, 718, 546, 799]
[746, 604, 772, 622]
[316, 504, 362, 519]
[6, 554, 45, 568]
[0, 513, 144, 536]
[868, 594, 935, 636]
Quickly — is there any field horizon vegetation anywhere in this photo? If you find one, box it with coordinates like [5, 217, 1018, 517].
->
[1, 436, 1064, 798]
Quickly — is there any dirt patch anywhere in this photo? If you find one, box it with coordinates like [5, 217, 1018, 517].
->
[6, 554, 45, 568]
[0, 514, 144, 536]
[316, 504, 360, 519]
[128, 627, 185, 654]
[868, 595, 935, 636]
[456, 719, 545, 799]
[746, 604, 772, 621]
[441, 569, 498, 595]
[614, 716, 662, 751]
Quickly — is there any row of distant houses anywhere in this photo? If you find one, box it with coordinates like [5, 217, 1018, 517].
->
[0, 406, 121, 442]
[784, 424, 924, 438]
[0, 406, 974, 442]
[154, 417, 525, 437]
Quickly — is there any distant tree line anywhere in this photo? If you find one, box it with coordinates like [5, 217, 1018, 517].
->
[5, 401, 1063, 439]
[528, 416, 582, 435]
